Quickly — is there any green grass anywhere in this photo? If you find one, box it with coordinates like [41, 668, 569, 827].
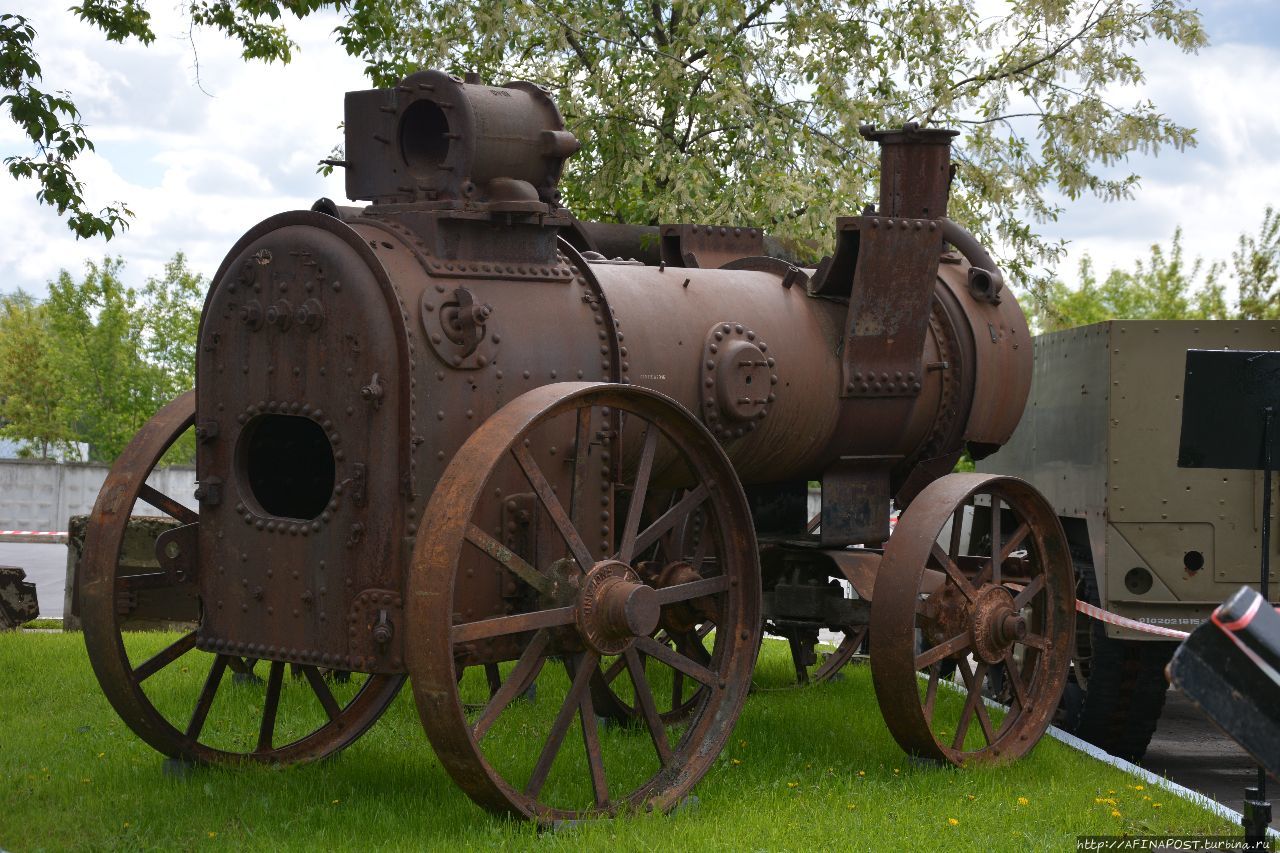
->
[18, 619, 64, 630]
[1, 632, 1236, 852]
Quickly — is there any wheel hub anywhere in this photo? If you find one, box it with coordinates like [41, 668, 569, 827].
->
[971, 584, 1025, 664]
[576, 561, 660, 655]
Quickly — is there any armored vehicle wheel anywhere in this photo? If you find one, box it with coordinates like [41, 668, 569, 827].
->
[407, 382, 760, 822]
[870, 473, 1073, 765]
[81, 392, 404, 765]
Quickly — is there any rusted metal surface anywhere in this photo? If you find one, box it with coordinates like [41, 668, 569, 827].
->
[80, 391, 404, 765]
[870, 473, 1074, 765]
[761, 546, 871, 684]
[0, 566, 38, 629]
[660, 224, 766, 269]
[77, 66, 1058, 820]
[406, 382, 760, 821]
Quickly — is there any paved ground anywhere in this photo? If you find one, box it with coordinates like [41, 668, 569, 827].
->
[1, 542, 66, 619]
[1141, 688, 1277, 829]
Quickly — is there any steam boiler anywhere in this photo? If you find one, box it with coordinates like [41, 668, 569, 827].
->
[80, 69, 1074, 822]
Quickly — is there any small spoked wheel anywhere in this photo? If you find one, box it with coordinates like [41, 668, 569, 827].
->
[870, 473, 1073, 765]
[80, 392, 404, 765]
[407, 382, 760, 822]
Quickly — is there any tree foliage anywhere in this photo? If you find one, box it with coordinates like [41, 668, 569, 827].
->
[0, 291, 76, 458]
[0, 253, 203, 462]
[1033, 208, 1280, 332]
[9, 0, 1206, 292]
[1, 2, 334, 239]
[333, 0, 1206, 288]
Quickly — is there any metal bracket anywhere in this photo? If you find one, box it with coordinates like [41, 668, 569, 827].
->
[660, 224, 765, 268]
[836, 216, 943, 398]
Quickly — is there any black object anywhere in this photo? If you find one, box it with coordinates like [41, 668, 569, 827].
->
[1178, 349, 1280, 471]
[1178, 350, 1278, 840]
[1168, 587, 1279, 846]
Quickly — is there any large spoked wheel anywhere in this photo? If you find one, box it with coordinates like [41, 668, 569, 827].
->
[80, 392, 404, 765]
[407, 382, 761, 822]
[870, 473, 1073, 766]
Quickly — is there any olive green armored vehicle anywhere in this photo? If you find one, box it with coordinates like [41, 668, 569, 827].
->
[978, 320, 1280, 760]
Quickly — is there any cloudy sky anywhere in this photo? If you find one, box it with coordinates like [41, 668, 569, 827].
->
[1, 0, 1277, 300]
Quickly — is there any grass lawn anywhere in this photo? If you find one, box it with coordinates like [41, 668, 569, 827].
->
[1, 630, 1235, 851]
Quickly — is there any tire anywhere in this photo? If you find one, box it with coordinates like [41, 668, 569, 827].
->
[1067, 556, 1176, 762]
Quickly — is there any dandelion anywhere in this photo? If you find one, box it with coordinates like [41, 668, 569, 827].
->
[787, 781, 799, 789]
[857, 770, 865, 777]
[1152, 803, 1162, 809]
[123, 823, 131, 829]
[1111, 810, 1121, 818]
[1133, 785, 1144, 791]
[331, 799, 341, 805]
[97, 752, 105, 759]
[731, 759, 741, 766]
[948, 818, 959, 826]
[208, 831, 217, 838]
[1108, 789, 1116, 795]
[847, 804, 856, 810]
[739, 739, 747, 748]
[966, 794, 975, 801]
[1017, 797, 1029, 806]
[893, 768, 900, 774]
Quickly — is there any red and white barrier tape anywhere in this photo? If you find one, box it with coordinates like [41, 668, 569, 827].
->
[0, 529, 68, 543]
[1074, 598, 1190, 640]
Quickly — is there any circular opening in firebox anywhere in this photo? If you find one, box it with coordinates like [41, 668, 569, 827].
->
[400, 99, 451, 173]
[237, 414, 335, 520]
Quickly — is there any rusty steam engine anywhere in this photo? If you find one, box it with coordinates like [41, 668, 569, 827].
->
[81, 70, 1074, 821]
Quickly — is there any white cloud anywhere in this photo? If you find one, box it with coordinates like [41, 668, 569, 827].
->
[0, 2, 1276, 303]
[0, 3, 367, 296]
[1048, 23, 1280, 290]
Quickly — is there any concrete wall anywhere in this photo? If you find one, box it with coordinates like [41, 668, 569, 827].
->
[0, 459, 197, 531]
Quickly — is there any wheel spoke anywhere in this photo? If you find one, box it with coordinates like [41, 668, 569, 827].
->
[922, 663, 941, 723]
[619, 424, 659, 563]
[633, 635, 718, 688]
[625, 647, 673, 766]
[132, 631, 197, 682]
[972, 669, 997, 745]
[186, 655, 229, 740]
[1002, 651, 1028, 710]
[451, 605, 576, 644]
[1011, 573, 1044, 609]
[623, 484, 709, 563]
[1020, 633, 1048, 650]
[301, 665, 341, 721]
[512, 444, 595, 571]
[951, 658, 987, 749]
[526, 650, 598, 798]
[601, 653, 628, 686]
[915, 631, 971, 670]
[651, 574, 729, 605]
[989, 520, 1030, 587]
[671, 668, 685, 711]
[930, 542, 977, 602]
[256, 661, 285, 752]
[473, 630, 550, 741]
[139, 483, 198, 526]
[464, 523, 553, 596]
[576, 660, 610, 808]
